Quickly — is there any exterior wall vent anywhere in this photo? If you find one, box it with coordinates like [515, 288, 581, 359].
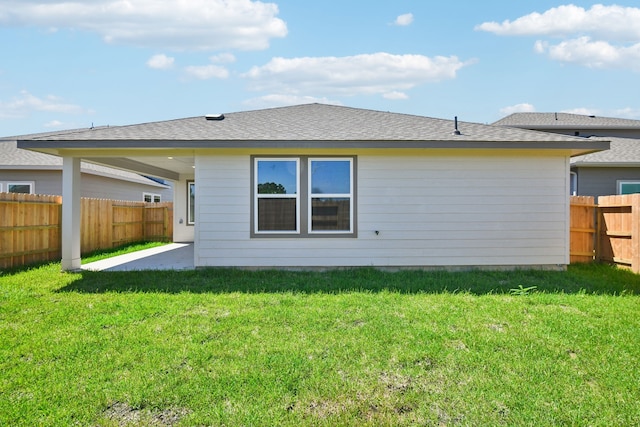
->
[205, 114, 225, 121]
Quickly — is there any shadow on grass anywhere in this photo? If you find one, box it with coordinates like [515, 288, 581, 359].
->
[56, 263, 640, 296]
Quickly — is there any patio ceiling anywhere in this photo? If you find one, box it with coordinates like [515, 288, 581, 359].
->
[83, 155, 195, 181]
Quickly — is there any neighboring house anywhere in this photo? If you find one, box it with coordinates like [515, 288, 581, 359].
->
[0, 135, 172, 201]
[18, 104, 607, 271]
[493, 112, 640, 198]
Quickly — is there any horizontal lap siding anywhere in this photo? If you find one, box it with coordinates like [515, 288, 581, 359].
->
[196, 153, 568, 268]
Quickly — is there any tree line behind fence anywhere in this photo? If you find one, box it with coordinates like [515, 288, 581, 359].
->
[0, 193, 173, 269]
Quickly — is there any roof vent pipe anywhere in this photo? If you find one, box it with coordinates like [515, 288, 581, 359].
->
[452, 116, 462, 135]
[205, 113, 225, 121]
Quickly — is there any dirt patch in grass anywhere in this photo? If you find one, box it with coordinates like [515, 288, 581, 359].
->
[102, 402, 189, 426]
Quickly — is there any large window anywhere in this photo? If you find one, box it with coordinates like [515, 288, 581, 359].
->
[253, 156, 355, 237]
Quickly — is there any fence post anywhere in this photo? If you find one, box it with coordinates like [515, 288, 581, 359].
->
[569, 196, 597, 264]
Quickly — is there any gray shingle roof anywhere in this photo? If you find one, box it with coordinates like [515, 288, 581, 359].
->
[572, 137, 640, 165]
[493, 112, 640, 129]
[25, 103, 596, 143]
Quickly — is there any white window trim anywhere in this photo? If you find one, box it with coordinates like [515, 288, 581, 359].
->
[254, 157, 300, 234]
[8, 181, 34, 194]
[308, 157, 354, 234]
[570, 172, 578, 196]
[187, 180, 195, 226]
[617, 180, 640, 195]
[143, 192, 161, 203]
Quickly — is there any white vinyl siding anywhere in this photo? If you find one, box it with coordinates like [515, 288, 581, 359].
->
[195, 152, 569, 268]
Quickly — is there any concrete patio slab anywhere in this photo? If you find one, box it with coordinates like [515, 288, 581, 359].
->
[81, 243, 194, 271]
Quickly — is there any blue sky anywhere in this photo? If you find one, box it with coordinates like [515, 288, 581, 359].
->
[1, 1, 640, 136]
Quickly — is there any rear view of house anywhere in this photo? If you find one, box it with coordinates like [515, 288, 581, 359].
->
[18, 104, 607, 271]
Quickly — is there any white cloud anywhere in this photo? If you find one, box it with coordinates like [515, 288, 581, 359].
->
[0, 0, 287, 51]
[147, 54, 175, 70]
[0, 91, 85, 119]
[183, 65, 229, 80]
[44, 120, 64, 128]
[535, 37, 640, 71]
[243, 53, 471, 97]
[210, 53, 236, 64]
[383, 91, 409, 100]
[243, 94, 343, 109]
[478, 4, 640, 72]
[475, 4, 640, 40]
[500, 103, 536, 116]
[394, 13, 414, 26]
[182, 54, 236, 80]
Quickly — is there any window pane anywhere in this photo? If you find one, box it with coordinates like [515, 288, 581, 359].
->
[311, 198, 350, 231]
[188, 182, 195, 224]
[258, 160, 297, 194]
[144, 194, 152, 202]
[258, 198, 297, 231]
[8, 184, 31, 194]
[311, 160, 350, 194]
[621, 183, 640, 194]
[154, 195, 161, 203]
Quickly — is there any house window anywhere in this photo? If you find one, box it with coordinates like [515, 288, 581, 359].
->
[570, 172, 578, 196]
[143, 192, 161, 203]
[252, 156, 355, 237]
[8, 182, 34, 194]
[618, 181, 640, 195]
[255, 158, 300, 233]
[309, 158, 353, 233]
[187, 181, 195, 226]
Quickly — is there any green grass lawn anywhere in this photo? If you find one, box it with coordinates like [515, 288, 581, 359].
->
[1, 261, 639, 426]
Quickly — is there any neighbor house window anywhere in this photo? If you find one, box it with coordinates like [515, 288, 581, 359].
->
[143, 192, 161, 203]
[187, 181, 195, 226]
[618, 181, 640, 195]
[252, 156, 355, 237]
[8, 182, 34, 194]
[570, 172, 578, 196]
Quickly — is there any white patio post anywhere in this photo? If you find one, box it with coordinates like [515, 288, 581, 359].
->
[61, 156, 81, 271]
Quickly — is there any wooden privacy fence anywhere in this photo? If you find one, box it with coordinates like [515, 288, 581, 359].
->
[570, 194, 640, 273]
[81, 199, 173, 254]
[0, 193, 173, 269]
[0, 193, 62, 268]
